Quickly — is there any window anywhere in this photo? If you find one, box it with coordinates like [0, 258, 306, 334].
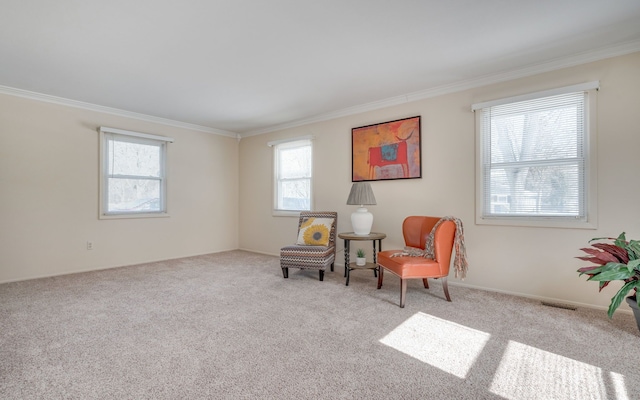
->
[270, 138, 312, 214]
[99, 127, 173, 218]
[473, 82, 598, 228]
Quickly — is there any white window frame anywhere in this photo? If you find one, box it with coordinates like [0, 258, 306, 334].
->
[269, 136, 313, 217]
[98, 127, 173, 219]
[473, 82, 598, 229]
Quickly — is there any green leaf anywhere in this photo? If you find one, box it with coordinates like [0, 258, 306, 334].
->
[590, 269, 635, 281]
[599, 262, 626, 271]
[627, 241, 640, 261]
[577, 265, 607, 276]
[614, 232, 627, 249]
[587, 263, 634, 281]
[580, 262, 620, 277]
[626, 258, 640, 273]
[607, 280, 638, 318]
[589, 236, 618, 243]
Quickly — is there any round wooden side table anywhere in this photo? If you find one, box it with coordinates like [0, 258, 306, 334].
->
[338, 232, 386, 286]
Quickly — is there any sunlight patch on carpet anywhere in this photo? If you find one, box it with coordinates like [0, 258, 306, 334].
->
[490, 341, 629, 400]
[379, 312, 490, 379]
[611, 371, 630, 400]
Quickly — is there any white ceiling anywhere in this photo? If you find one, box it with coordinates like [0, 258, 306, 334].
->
[2, 1, 640, 138]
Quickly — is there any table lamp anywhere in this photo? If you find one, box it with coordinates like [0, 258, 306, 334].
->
[346, 182, 377, 235]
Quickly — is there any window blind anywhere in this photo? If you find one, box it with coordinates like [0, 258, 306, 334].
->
[479, 91, 587, 219]
[274, 139, 312, 212]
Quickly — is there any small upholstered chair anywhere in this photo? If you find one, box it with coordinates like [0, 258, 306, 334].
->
[377, 216, 456, 307]
[280, 211, 337, 281]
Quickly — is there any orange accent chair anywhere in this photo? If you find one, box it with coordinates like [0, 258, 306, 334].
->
[377, 216, 456, 308]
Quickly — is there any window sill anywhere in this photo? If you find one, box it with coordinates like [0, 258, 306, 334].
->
[99, 212, 170, 220]
[476, 215, 597, 229]
[272, 210, 303, 217]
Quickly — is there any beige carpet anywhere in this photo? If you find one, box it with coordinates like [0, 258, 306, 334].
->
[1, 250, 638, 399]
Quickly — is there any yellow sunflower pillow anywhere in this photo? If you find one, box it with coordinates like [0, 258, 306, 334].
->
[296, 217, 334, 246]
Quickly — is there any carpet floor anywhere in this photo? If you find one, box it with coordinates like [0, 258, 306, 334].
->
[1, 250, 638, 399]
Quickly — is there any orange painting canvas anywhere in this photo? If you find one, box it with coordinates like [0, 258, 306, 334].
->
[351, 116, 421, 182]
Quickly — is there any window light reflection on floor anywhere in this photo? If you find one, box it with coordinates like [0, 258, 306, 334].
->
[379, 312, 491, 379]
[489, 341, 629, 400]
[610, 372, 630, 400]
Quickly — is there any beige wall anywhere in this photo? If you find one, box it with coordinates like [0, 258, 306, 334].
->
[239, 52, 640, 311]
[2, 52, 639, 310]
[0, 94, 239, 282]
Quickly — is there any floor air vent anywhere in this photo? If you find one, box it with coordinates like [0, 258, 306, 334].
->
[541, 301, 577, 311]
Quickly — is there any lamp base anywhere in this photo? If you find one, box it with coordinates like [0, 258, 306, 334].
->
[351, 207, 373, 235]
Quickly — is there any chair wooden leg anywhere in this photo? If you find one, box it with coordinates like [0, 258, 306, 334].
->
[442, 277, 451, 301]
[377, 266, 384, 289]
[319, 270, 324, 281]
[400, 279, 407, 308]
[422, 278, 429, 288]
[330, 262, 334, 272]
[282, 267, 288, 278]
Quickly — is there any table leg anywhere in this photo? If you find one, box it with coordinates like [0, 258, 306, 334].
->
[372, 240, 378, 277]
[344, 239, 350, 278]
[378, 239, 382, 278]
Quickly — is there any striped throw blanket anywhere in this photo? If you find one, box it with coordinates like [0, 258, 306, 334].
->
[390, 216, 468, 279]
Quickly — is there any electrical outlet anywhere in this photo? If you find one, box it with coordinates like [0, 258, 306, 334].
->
[87, 241, 93, 250]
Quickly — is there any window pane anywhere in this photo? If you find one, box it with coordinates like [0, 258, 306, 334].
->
[490, 100, 582, 164]
[278, 146, 311, 179]
[109, 140, 161, 177]
[278, 179, 310, 210]
[107, 178, 160, 212]
[274, 139, 312, 212]
[488, 164, 580, 216]
[481, 91, 587, 221]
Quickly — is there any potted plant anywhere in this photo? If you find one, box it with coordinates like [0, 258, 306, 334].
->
[356, 248, 366, 266]
[576, 232, 640, 331]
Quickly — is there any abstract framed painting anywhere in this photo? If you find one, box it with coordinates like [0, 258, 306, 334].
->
[351, 116, 421, 182]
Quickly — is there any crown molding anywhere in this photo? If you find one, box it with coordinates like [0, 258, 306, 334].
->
[240, 39, 640, 138]
[0, 85, 238, 138]
[239, 95, 412, 138]
[3, 39, 639, 139]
